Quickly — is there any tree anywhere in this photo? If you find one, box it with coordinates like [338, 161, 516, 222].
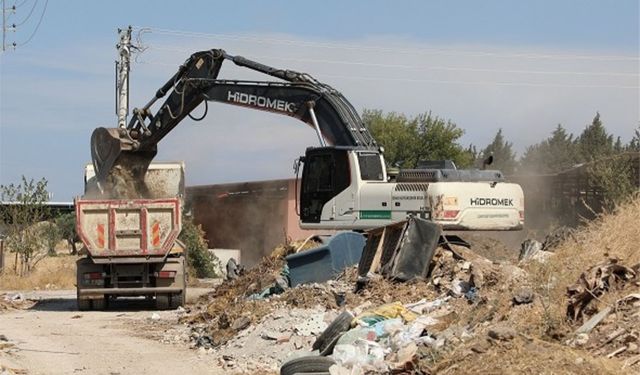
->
[519, 124, 579, 173]
[413, 112, 475, 168]
[627, 126, 640, 152]
[41, 221, 61, 256]
[363, 109, 473, 168]
[587, 156, 636, 210]
[480, 129, 517, 175]
[614, 137, 624, 153]
[362, 109, 417, 168]
[179, 217, 218, 278]
[56, 212, 79, 255]
[577, 112, 613, 161]
[0, 177, 50, 275]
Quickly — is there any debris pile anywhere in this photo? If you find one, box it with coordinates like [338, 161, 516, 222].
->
[180, 197, 640, 374]
[0, 294, 34, 313]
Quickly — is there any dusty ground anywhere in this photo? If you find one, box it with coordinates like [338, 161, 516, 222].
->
[0, 289, 224, 375]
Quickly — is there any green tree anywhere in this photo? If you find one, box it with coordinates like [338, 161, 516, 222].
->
[613, 137, 624, 153]
[587, 156, 636, 210]
[414, 112, 474, 168]
[520, 124, 579, 173]
[56, 212, 79, 255]
[41, 221, 61, 256]
[179, 217, 217, 278]
[577, 112, 614, 161]
[627, 126, 640, 152]
[480, 129, 517, 175]
[363, 109, 473, 168]
[362, 109, 417, 168]
[0, 176, 50, 275]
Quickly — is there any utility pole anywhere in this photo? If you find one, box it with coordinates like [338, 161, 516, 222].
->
[2, 0, 6, 52]
[2, 0, 16, 52]
[116, 26, 133, 128]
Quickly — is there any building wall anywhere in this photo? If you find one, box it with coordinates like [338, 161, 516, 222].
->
[186, 179, 323, 266]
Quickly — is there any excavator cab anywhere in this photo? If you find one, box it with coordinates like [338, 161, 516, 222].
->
[299, 147, 352, 223]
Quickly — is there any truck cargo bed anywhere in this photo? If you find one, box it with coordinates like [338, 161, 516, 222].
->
[76, 198, 182, 260]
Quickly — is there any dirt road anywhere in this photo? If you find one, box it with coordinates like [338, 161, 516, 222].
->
[0, 290, 225, 375]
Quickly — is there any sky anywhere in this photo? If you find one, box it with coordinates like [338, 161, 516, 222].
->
[1, 0, 638, 201]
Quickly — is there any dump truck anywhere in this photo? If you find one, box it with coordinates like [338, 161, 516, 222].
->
[75, 162, 187, 310]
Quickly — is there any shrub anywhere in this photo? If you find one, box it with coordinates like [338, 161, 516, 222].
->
[179, 218, 218, 278]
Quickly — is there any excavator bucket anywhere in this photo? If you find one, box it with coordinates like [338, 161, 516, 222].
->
[90, 127, 157, 198]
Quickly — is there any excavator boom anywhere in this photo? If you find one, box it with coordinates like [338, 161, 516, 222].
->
[91, 49, 377, 195]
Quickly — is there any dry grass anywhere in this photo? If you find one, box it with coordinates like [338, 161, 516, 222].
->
[0, 254, 77, 290]
[424, 196, 640, 374]
[430, 336, 622, 375]
[525, 195, 640, 334]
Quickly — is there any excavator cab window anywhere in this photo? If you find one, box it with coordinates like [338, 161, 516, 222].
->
[300, 148, 350, 223]
[357, 152, 384, 181]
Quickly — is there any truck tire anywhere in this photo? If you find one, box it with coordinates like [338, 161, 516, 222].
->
[170, 290, 185, 309]
[280, 356, 335, 375]
[156, 294, 170, 310]
[77, 297, 92, 311]
[312, 311, 354, 355]
[92, 297, 107, 310]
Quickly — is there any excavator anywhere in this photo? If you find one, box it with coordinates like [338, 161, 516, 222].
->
[90, 48, 525, 232]
[75, 42, 523, 310]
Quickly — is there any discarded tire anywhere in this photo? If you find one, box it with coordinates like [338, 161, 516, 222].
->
[312, 310, 354, 355]
[280, 356, 335, 375]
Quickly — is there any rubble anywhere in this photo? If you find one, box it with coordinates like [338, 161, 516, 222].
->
[0, 294, 35, 312]
[512, 287, 535, 305]
[488, 325, 517, 341]
[566, 259, 637, 321]
[176, 197, 640, 374]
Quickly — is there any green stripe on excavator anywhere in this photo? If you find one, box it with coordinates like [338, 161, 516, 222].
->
[360, 210, 392, 219]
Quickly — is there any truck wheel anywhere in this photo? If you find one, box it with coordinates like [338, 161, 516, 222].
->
[156, 294, 170, 310]
[170, 290, 185, 309]
[92, 297, 107, 310]
[77, 297, 92, 311]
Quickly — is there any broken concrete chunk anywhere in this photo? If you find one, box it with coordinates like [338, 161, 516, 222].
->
[574, 307, 612, 334]
[574, 333, 590, 346]
[513, 287, 534, 305]
[231, 316, 251, 331]
[488, 325, 517, 341]
[470, 339, 491, 353]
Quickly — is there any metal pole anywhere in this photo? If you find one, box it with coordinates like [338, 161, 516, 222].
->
[2, 0, 6, 52]
[307, 101, 326, 147]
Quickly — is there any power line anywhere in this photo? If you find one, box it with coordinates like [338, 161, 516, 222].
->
[134, 59, 638, 90]
[12, 0, 30, 8]
[146, 44, 639, 78]
[314, 73, 639, 90]
[133, 25, 640, 62]
[13, 0, 36, 26]
[15, 0, 46, 46]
